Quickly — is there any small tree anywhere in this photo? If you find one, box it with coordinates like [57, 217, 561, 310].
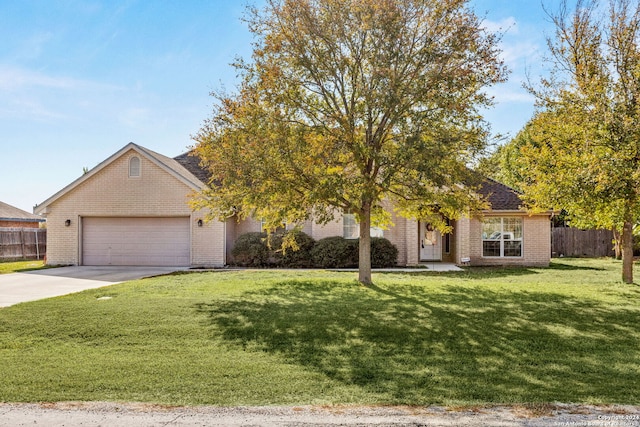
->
[512, 0, 640, 283]
[193, 0, 506, 284]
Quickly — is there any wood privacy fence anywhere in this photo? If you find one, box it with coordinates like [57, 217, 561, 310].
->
[552, 227, 614, 258]
[0, 228, 46, 261]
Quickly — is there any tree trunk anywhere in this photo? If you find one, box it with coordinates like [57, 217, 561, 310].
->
[613, 228, 622, 260]
[621, 220, 634, 284]
[358, 203, 372, 286]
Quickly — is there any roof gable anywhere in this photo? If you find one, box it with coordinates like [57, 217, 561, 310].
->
[477, 177, 523, 211]
[35, 143, 206, 215]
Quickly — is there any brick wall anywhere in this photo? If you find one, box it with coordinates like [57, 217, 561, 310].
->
[386, 212, 408, 265]
[312, 216, 344, 241]
[465, 214, 551, 267]
[41, 149, 225, 266]
[226, 206, 551, 268]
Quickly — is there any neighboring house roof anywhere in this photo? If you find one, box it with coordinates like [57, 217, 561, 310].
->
[0, 201, 44, 223]
[477, 177, 523, 211]
[34, 142, 206, 215]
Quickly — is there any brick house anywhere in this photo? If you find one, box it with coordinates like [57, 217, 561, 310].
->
[34, 142, 551, 267]
[0, 201, 45, 228]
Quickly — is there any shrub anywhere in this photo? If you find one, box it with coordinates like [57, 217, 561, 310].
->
[270, 230, 316, 267]
[232, 232, 398, 269]
[310, 236, 358, 268]
[371, 237, 399, 267]
[231, 232, 269, 267]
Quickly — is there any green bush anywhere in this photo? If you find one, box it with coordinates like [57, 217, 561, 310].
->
[232, 232, 398, 269]
[310, 236, 358, 268]
[371, 237, 399, 267]
[231, 232, 269, 266]
[271, 230, 316, 267]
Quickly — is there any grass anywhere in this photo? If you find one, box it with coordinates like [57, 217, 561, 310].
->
[0, 259, 46, 274]
[0, 258, 639, 406]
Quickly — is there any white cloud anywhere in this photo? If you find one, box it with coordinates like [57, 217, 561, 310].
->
[0, 65, 121, 92]
[0, 66, 77, 91]
[488, 86, 536, 103]
[500, 41, 543, 68]
[0, 65, 127, 122]
[483, 17, 518, 34]
[0, 97, 68, 120]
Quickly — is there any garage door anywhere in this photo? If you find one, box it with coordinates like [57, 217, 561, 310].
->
[82, 217, 190, 266]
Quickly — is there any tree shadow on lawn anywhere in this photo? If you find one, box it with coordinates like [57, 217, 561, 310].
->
[547, 260, 609, 271]
[195, 280, 639, 405]
[391, 260, 608, 281]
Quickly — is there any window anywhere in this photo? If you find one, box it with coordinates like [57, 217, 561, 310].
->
[482, 217, 522, 257]
[343, 212, 384, 239]
[370, 226, 384, 238]
[129, 156, 141, 177]
[343, 213, 359, 239]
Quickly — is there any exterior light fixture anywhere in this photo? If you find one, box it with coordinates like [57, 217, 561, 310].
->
[197, 219, 203, 227]
[65, 219, 71, 227]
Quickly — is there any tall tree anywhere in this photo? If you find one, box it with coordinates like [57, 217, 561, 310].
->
[193, 0, 506, 285]
[514, 0, 640, 283]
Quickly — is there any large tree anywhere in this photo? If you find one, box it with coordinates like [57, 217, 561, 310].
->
[510, 0, 640, 283]
[193, 0, 506, 284]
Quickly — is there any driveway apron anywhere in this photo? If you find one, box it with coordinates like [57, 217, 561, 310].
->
[0, 266, 184, 307]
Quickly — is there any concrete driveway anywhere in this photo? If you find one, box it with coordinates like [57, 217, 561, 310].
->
[0, 266, 185, 308]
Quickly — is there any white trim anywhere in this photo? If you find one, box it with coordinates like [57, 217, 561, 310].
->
[481, 217, 524, 259]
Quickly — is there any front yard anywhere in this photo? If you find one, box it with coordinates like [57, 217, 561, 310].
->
[0, 258, 638, 406]
[0, 260, 46, 274]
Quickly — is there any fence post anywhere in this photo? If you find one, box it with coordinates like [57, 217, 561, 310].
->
[20, 228, 25, 259]
[35, 229, 40, 260]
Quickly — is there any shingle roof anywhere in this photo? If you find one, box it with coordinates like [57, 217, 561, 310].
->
[174, 150, 524, 212]
[0, 201, 44, 222]
[477, 177, 523, 211]
[174, 151, 212, 184]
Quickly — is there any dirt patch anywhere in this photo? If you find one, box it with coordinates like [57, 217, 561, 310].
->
[0, 402, 638, 426]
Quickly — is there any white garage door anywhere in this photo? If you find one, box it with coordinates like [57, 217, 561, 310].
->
[82, 217, 190, 266]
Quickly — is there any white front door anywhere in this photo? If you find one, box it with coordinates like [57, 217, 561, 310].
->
[419, 222, 442, 261]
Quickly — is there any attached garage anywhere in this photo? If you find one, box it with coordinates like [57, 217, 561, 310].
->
[82, 217, 190, 266]
[34, 143, 226, 267]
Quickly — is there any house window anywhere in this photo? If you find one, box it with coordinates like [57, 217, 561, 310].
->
[343, 212, 384, 239]
[370, 227, 384, 238]
[129, 156, 141, 177]
[482, 217, 523, 257]
[343, 213, 359, 239]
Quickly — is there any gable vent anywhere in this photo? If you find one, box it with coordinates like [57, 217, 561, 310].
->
[129, 156, 141, 177]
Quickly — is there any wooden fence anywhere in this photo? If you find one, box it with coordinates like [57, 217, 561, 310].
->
[552, 227, 614, 258]
[0, 228, 46, 261]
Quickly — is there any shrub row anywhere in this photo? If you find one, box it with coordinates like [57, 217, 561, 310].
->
[231, 231, 398, 268]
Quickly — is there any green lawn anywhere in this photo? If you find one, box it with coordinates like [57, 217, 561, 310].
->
[0, 258, 638, 406]
[0, 260, 46, 274]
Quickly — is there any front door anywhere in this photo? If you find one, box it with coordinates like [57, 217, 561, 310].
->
[419, 222, 442, 261]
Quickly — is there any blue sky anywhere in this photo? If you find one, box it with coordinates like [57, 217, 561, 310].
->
[1, 0, 554, 212]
